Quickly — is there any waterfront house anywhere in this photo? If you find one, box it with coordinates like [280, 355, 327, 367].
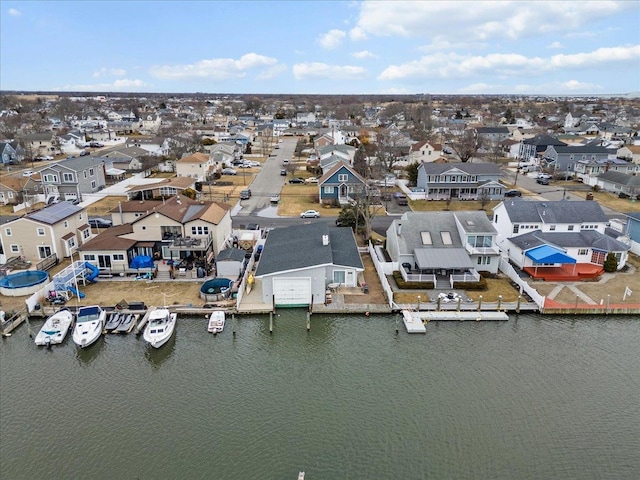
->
[318, 161, 367, 206]
[385, 211, 500, 287]
[254, 223, 363, 307]
[415, 162, 505, 200]
[0, 202, 91, 265]
[492, 200, 630, 280]
[623, 212, 640, 256]
[80, 195, 231, 273]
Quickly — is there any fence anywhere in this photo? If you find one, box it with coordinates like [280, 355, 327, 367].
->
[369, 242, 394, 308]
[498, 257, 545, 308]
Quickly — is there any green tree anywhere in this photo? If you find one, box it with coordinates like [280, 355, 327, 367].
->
[353, 146, 368, 178]
[603, 253, 618, 273]
[406, 162, 420, 186]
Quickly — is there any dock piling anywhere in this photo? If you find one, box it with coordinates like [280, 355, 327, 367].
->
[395, 314, 399, 334]
[478, 295, 482, 311]
[306, 311, 310, 331]
[497, 295, 502, 311]
[516, 295, 521, 313]
[269, 312, 273, 334]
[232, 313, 236, 337]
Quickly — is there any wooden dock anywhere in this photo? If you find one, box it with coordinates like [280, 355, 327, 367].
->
[403, 310, 509, 328]
[401, 310, 427, 333]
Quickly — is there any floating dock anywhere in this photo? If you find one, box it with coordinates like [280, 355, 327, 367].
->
[401, 310, 427, 333]
[402, 310, 509, 331]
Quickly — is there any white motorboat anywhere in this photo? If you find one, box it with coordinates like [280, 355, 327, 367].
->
[207, 311, 225, 334]
[72, 305, 106, 348]
[143, 307, 176, 348]
[34, 309, 74, 346]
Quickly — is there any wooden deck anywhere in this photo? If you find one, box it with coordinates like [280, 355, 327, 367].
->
[523, 263, 603, 282]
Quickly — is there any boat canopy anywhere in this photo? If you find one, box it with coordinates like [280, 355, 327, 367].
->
[525, 245, 576, 264]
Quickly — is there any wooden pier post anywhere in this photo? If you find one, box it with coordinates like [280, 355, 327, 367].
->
[437, 297, 441, 311]
[497, 295, 502, 311]
[232, 313, 236, 337]
[575, 295, 579, 313]
[395, 314, 399, 335]
[269, 312, 273, 334]
[417, 295, 421, 311]
[306, 311, 310, 331]
[516, 295, 521, 313]
[606, 294, 610, 315]
[478, 295, 482, 311]
[457, 297, 461, 312]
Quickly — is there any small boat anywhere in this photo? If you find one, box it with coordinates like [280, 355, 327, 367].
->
[104, 312, 122, 332]
[115, 314, 136, 333]
[34, 309, 74, 346]
[143, 307, 176, 348]
[207, 311, 225, 334]
[72, 305, 106, 348]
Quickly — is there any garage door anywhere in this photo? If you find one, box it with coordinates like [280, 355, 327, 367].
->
[273, 277, 311, 307]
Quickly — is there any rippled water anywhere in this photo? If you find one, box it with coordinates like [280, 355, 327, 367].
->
[1, 313, 639, 479]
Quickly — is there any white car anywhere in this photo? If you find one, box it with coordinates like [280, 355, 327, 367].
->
[537, 173, 552, 180]
[22, 170, 34, 177]
[304, 177, 318, 184]
[300, 210, 320, 218]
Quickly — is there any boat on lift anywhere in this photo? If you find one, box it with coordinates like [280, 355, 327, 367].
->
[34, 308, 74, 346]
[143, 307, 176, 348]
[207, 311, 225, 334]
[72, 305, 106, 348]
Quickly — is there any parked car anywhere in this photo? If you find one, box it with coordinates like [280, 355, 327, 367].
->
[88, 218, 113, 229]
[280, 169, 287, 176]
[282, 159, 290, 165]
[22, 170, 34, 177]
[221, 168, 237, 175]
[536, 177, 550, 185]
[270, 194, 280, 204]
[537, 173, 552, 180]
[395, 194, 408, 206]
[289, 177, 305, 184]
[79, 150, 90, 156]
[34, 155, 53, 161]
[504, 189, 522, 197]
[300, 210, 320, 218]
[89, 142, 104, 148]
[240, 189, 251, 200]
[305, 177, 318, 184]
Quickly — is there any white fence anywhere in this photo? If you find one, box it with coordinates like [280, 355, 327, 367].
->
[369, 242, 394, 307]
[498, 257, 545, 308]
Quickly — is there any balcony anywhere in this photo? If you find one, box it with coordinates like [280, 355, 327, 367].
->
[465, 244, 500, 255]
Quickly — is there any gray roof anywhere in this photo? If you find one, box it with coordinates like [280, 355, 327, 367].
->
[550, 145, 612, 154]
[317, 144, 356, 156]
[389, 211, 463, 255]
[419, 162, 501, 176]
[502, 200, 608, 224]
[216, 248, 246, 262]
[255, 223, 363, 276]
[476, 127, 509, 134]
[454, 211, 497, 234]
[26, 202, 82, 225]
[523, 134, 566, 146]
[414, 248, 473, 269]
[509, 230, 629, 252]
[53, 155, 108, 171]
[597, 171, 640, 186]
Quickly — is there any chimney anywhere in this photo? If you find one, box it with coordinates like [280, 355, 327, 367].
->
[322, 234, 329, 246]
[397, 223, 402, 236]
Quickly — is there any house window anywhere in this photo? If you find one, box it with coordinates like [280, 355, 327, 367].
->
[38, 246, 52, 259]
[578, 248, 588, 255]
[5, 227, 11, 236]
[43, 174, 58, 183]
[91, 180, 96, 189]
[324, 186, 334, 194]
[333, 270, 346, 284]
[63, 221, 69, 228]
[10, 244, 19, 253]
[591, 251, 606, 265]
[63, 173, 73, 182]
[89, 168, 95, 176]
[550, 225, 556, 231]
[67, 237, 76, 248]
[513, 224, 519, 234]
[113, 254, 124, 261]
[84, 254, 96, 261]
[191, 226, 209, 235]
[477, 256, 491, 265]
[568, 225, 574, 231]
[440, 231, 452, 245]
[83, 171, 87, 179]
[420, 232, 432, 245]
[494, 215, 498, 223]
[82, 228, 90, 239]
[37, 227, 45, 236]
[338, 174, 348, 182]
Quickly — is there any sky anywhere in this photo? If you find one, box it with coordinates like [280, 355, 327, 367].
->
[1, 0, 639, 95]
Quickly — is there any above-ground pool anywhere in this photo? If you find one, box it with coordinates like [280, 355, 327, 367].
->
[200, 278, 233, 302]
[0, 270, 49, 297]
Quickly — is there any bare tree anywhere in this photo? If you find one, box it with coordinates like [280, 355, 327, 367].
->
[443, 124, 479, 162]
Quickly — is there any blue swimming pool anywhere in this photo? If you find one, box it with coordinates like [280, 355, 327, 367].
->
[0, 270, 49, 297]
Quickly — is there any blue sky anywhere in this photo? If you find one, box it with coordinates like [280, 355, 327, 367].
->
[1, 1, 639, 95]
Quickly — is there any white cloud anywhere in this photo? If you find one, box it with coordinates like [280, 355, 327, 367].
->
[547, 41, 563, 49]
[149, 53, 279, 80]
[352, 50, 378, 59]
[8, 8, 21, 16]
[318, 29, 347, 49]
[378, 45, 640, 81]
[512, 80, 602, 93]
[93, 67, 127, 78]
[354, 1, 635, 42]
[57, 79, 150, 91]
[256, 64, 287, 81]
[349, 26, 367, 41]
[419, 40, 488, 54]
[292, 63, 367, 80]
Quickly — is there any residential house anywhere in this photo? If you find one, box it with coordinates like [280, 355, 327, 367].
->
[416, 162, 505, 200]
[623, 212, 640, 255]
[59, 130, 87, 152]
[407, 141, 442, 164]
[139, 113, 162, 134]
[23, 132, 54, 157]
[475, 126, 510, 144]
[318, 161, 367, 206]
[39, 156, 108, 203]
[0, 141, 25, 165]
[518, 134, 566, 161]
[208, 143, 236, 168]
[595, 171, 640, 198]
[544, 145, 613, 173]
[317, 144, 357, 173]
[492, 200, 629, 279]
[617, 145, 640, 165]
[125, 137, 170, 156]
[122, 177, 197, 201]
[254, 223, 364, 307]
[574, 157, 638, 185]
[0, 202, 92, 264]
[385, 211, 500, 287]
[175, 152, 214, 181]
[598, 122, 635, 140]
[80, 195, 232, 272]
[296, 112, 316, 125]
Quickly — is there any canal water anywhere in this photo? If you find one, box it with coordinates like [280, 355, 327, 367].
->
[1, 312, 639, 479]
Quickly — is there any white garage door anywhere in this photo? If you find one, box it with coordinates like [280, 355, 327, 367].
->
[273, 277, 311, 307]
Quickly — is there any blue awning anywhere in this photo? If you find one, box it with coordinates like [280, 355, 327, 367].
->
[525, 245, 576, 264]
